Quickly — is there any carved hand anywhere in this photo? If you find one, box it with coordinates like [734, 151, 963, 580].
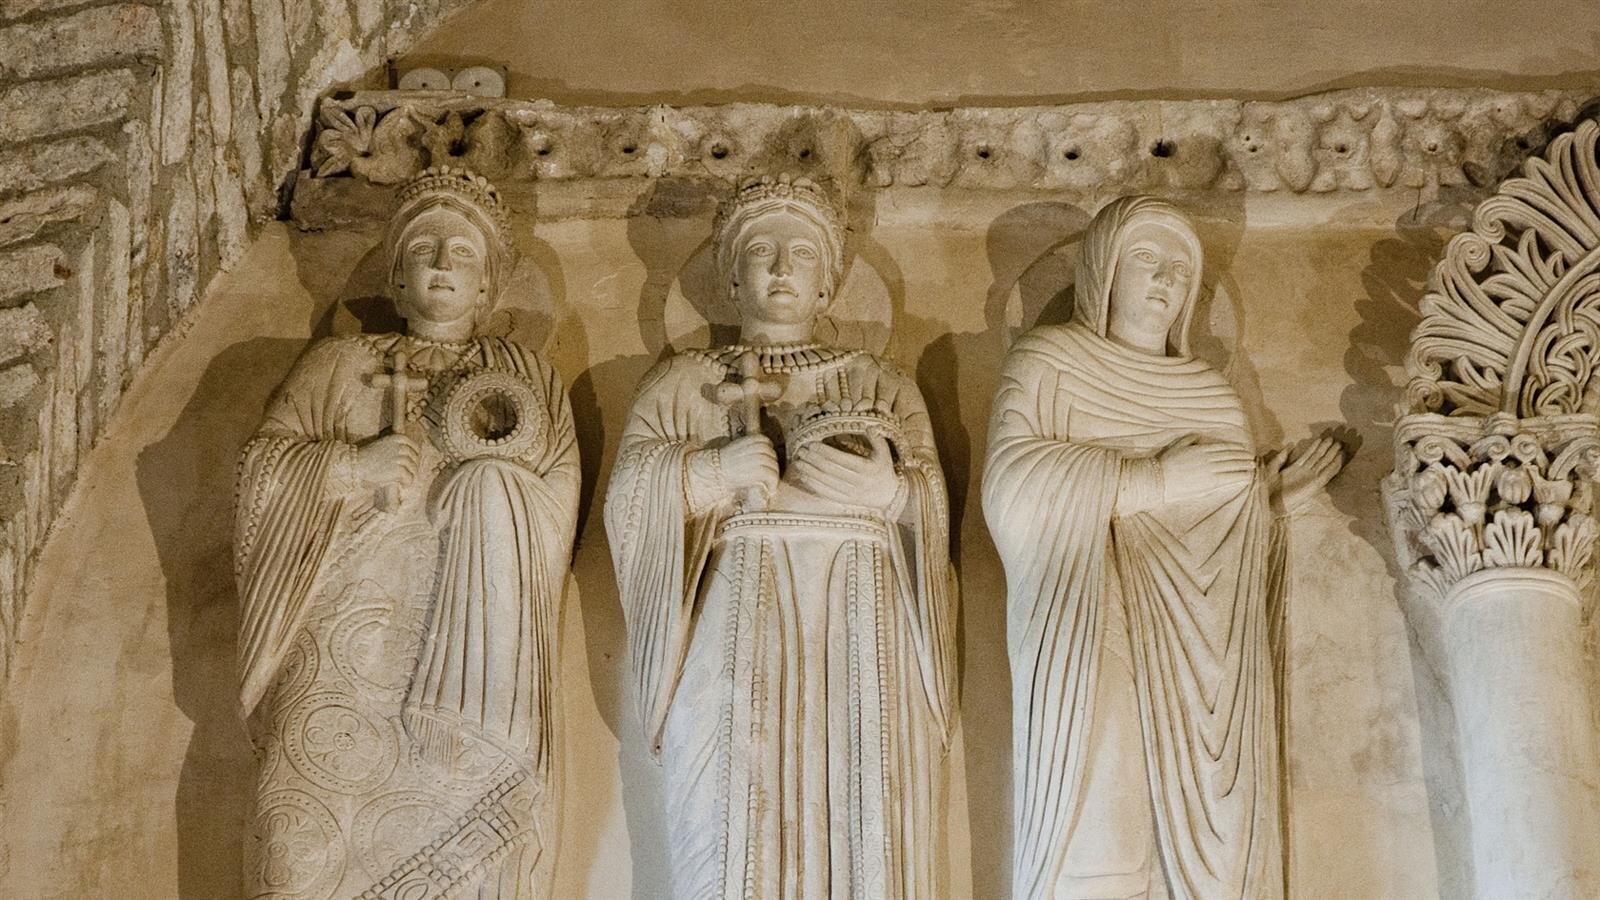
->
[1158, 435, 1256, 503]
[1265, 435, 1346, 516]
[789, 433, 903, 511]
[350, 433, 421, 491]
[709, 434, 780, 500]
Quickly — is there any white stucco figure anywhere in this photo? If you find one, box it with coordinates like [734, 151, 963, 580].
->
[234, 167, 578, 898]
[983, 196, 1343, 900]
[605, 175, 958, 899]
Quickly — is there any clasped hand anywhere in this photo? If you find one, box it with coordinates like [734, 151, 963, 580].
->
[696, 432, 901, 510]
[349, 433, 420, 490]
[1156, 435, 1256, 503]
[788, 433, 902, 510]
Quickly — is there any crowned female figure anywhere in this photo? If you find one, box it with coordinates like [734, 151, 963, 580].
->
[605, 176, 957, 899]
[982, 197, 1343, 900]
[234, 167, 578, 898]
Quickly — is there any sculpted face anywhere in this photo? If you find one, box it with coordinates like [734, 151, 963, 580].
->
[731, 209, 830, 336]
[1106, 220, 1195, 354]
[394, 205, 489, 329]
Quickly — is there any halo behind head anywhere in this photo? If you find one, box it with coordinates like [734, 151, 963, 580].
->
[386, 166, 516, 302]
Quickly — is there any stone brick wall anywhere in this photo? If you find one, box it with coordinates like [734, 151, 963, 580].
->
[0, 0, 474, 672]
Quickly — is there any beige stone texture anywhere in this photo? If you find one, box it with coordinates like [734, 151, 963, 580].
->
[0, 5, 163, 81]
[0, 0, 482, 680]
[409, 0, 1600, 105]
[0, 185, 1440, 896]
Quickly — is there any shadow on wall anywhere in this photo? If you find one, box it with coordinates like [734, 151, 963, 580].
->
[134, 335, 304, 899]
[1340, 193, 1476, 899]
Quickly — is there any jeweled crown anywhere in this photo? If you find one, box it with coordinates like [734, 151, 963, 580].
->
[395, 165, 513, 253]
[713, 174, 845, 272]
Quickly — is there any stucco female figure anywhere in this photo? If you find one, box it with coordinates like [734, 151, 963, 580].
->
[983, 196, 1343, 899]
[605, 175, 957, 899]
[234, 167, 578, 898]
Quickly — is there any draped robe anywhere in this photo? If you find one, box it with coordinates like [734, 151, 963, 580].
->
[234, 333, 578, 899]
[983, 323, 1284, 900]
[605, 344, 957, 899]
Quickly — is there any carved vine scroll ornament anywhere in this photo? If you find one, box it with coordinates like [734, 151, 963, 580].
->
[1391, 119, 1600, 596]
[1385, 118, 1600, 900]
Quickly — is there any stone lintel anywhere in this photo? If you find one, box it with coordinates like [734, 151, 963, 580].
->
[291, 87, 1594, 229]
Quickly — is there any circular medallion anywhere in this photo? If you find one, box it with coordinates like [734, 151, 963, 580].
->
[283, 692, 400, 795]
[266, 629, 320, 715]
[247, 789, 345, 899]
[330, 603, 422, 701]
[439, 370, 547, 462]
[352, 790, 458, 880]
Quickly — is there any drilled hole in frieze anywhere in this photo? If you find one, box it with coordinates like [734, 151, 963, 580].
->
[797, 147, 812, 159]
[1425, 141, 1440, 153]
[710, 143, 730, 160]
[1150, 139, 1175, 158]
[975, 144, 993, 160]
[621, 144, 637, 154]
[1063, 147, 1080, 161]
[535, 145, 552, 156]
[1335, 143, 1349, 154]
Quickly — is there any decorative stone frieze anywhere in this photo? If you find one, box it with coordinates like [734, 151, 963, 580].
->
[305, 88, 1585, 197]
[1384, 118, 1600, 899]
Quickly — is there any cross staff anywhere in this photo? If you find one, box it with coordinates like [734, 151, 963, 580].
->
[713, 349, 783, 510]
[367, 347, 429, 510]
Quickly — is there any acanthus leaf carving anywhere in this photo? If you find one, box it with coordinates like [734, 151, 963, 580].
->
[1390, 412, 1600, 599]
[1407, 119, 1600, 420]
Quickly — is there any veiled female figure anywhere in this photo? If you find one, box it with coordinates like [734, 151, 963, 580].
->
[982, 197, 1342, 899]
[234, 167, 578, 898]
[605, 176, 957, 899]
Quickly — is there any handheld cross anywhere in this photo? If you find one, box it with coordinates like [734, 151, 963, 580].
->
[367, 348, 429, 510]
[713, 349, 783, 510]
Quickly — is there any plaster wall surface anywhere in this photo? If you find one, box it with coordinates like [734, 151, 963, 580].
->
[410, 0, 1600, 106]
[0, 188, 1448, 898]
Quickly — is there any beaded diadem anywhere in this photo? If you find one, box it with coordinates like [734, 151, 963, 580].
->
[713, 174, 846, 274]
[394, 165, 514, 254]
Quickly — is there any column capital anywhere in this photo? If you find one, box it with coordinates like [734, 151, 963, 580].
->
[1386, 411, 1600, 603]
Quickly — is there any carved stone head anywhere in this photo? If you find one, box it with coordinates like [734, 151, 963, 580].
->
[713, 175, 846, 337]
[386, 166, 514, 334]
[1075, 195, 1203, 356]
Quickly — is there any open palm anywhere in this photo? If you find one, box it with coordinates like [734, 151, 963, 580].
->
[1264, 434, 1346, 516]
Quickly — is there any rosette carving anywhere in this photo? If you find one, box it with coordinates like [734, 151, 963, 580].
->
[298, 89, 1581, 204]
